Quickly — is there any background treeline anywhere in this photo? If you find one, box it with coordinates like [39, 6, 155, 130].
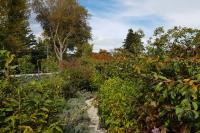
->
[0, 0, 91, 74]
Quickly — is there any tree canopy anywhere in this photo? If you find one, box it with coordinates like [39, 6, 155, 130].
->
[32, 0, 91, 67]
[148, 26, 200, 57]
[123, 29, 144, 55]
[0, 0, 33, 55]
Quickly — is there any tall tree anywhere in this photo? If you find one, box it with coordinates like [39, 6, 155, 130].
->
[147, 27, 168, 57]
[123, 29, 144, 55]
[167, 26, 200, 57]
[32, 0, 91, 68]
[0, 0, 8, 50]
[148, 26, 200, 58]
[0, 0, 32, 55]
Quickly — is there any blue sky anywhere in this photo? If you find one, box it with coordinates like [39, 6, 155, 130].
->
[31, 0, 200, 52]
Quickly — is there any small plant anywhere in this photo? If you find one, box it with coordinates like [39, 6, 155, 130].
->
[0, 50, 15, 79]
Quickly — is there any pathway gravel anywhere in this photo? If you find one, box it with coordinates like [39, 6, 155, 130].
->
[85, 98, 106, 133]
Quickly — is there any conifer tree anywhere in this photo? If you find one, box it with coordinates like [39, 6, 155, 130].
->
[123, 29, 144, 55]
[0, 0, 32, 55]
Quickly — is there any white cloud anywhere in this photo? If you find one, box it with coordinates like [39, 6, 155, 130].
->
[89, 16, 130, 47]
[119, 0, 200, 27]
[88, 0, 200, 51]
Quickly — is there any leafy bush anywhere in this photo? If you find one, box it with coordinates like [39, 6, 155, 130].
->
[133, 58, 200, 132]
[95, 52, 140, 83]
[89, 71, 104, 90]
[18, 55, 35, 74]
[97, 53, 200, 132]
[41, 56, 59, 73]
[0, 52, 69, 132]
[62, 59, 96, 99]
[0, 75, 67, 132]
[98, 77, 138, 132]
[0, 50, 15, 78]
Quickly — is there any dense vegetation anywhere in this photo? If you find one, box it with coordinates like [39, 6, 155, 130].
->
[0, 0, 93, 132]
[0, 50, 95, 132]
[1, 0, 200, 133]
[96, 27, 200, 133]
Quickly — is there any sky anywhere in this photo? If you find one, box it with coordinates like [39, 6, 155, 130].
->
[30, 0, 200, 52]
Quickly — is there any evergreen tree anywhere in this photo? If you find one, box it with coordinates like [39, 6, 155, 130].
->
[0, 0, 8, 50]
[0, 0, 32, 55]
[123, 29, 144, 55]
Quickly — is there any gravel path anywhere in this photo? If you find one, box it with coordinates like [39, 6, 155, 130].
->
[85, 98, 106, 133]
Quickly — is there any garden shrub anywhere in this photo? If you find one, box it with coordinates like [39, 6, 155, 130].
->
[134, 58, 200, 132]
[98, 77, 138, 132]
[97, 53, 200, 132]
[0, 50, 15, 78]
[0, 52, 69, 132]
[0, 75, 67, 133]
[95, 54, 141, 83]
[62, 59, 96, 99]
[89, 71, 104, 91]
[41, 56, 59, 73]
[18, 55, 35, 74]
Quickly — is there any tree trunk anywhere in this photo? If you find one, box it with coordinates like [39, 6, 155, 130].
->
[58, 58, 64, 70]
[180, 124, 190, 133]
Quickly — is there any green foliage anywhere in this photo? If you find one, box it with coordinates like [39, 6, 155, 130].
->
[129, 57, 200, 132]
[95, 55, 139, 82]
[148, 26, 200, 57]
[0, 75, 68, 133]
[62, 59, 95, 99]
[18, 55, 35, 74]
[0, 0, 33, 54]
[0, 50, 15, 79]
[0, 51, 69, 132]
[136, 59, 200, 132]
[123, 29, 144, 55]
[32, 0, 91, 65]
[97, 55, 200, 132]
[96, 26, 200, 132]
[89, 71, 104, 90]
[77, 43, 93, 57]
[99, 77, 138, 132]
[41, 56, 59, 73]
[30, 38, 50, 72]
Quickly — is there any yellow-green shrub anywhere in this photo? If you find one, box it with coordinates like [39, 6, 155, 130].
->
[98, 77, 138, 132]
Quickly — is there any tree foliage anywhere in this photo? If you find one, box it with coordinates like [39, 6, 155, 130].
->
[32, 0, 91, 67]
[123, 29, 144, 55]
[97, 26, 200, 132]
[0, 0, 33, 55]
[148, 26, 200, 58]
